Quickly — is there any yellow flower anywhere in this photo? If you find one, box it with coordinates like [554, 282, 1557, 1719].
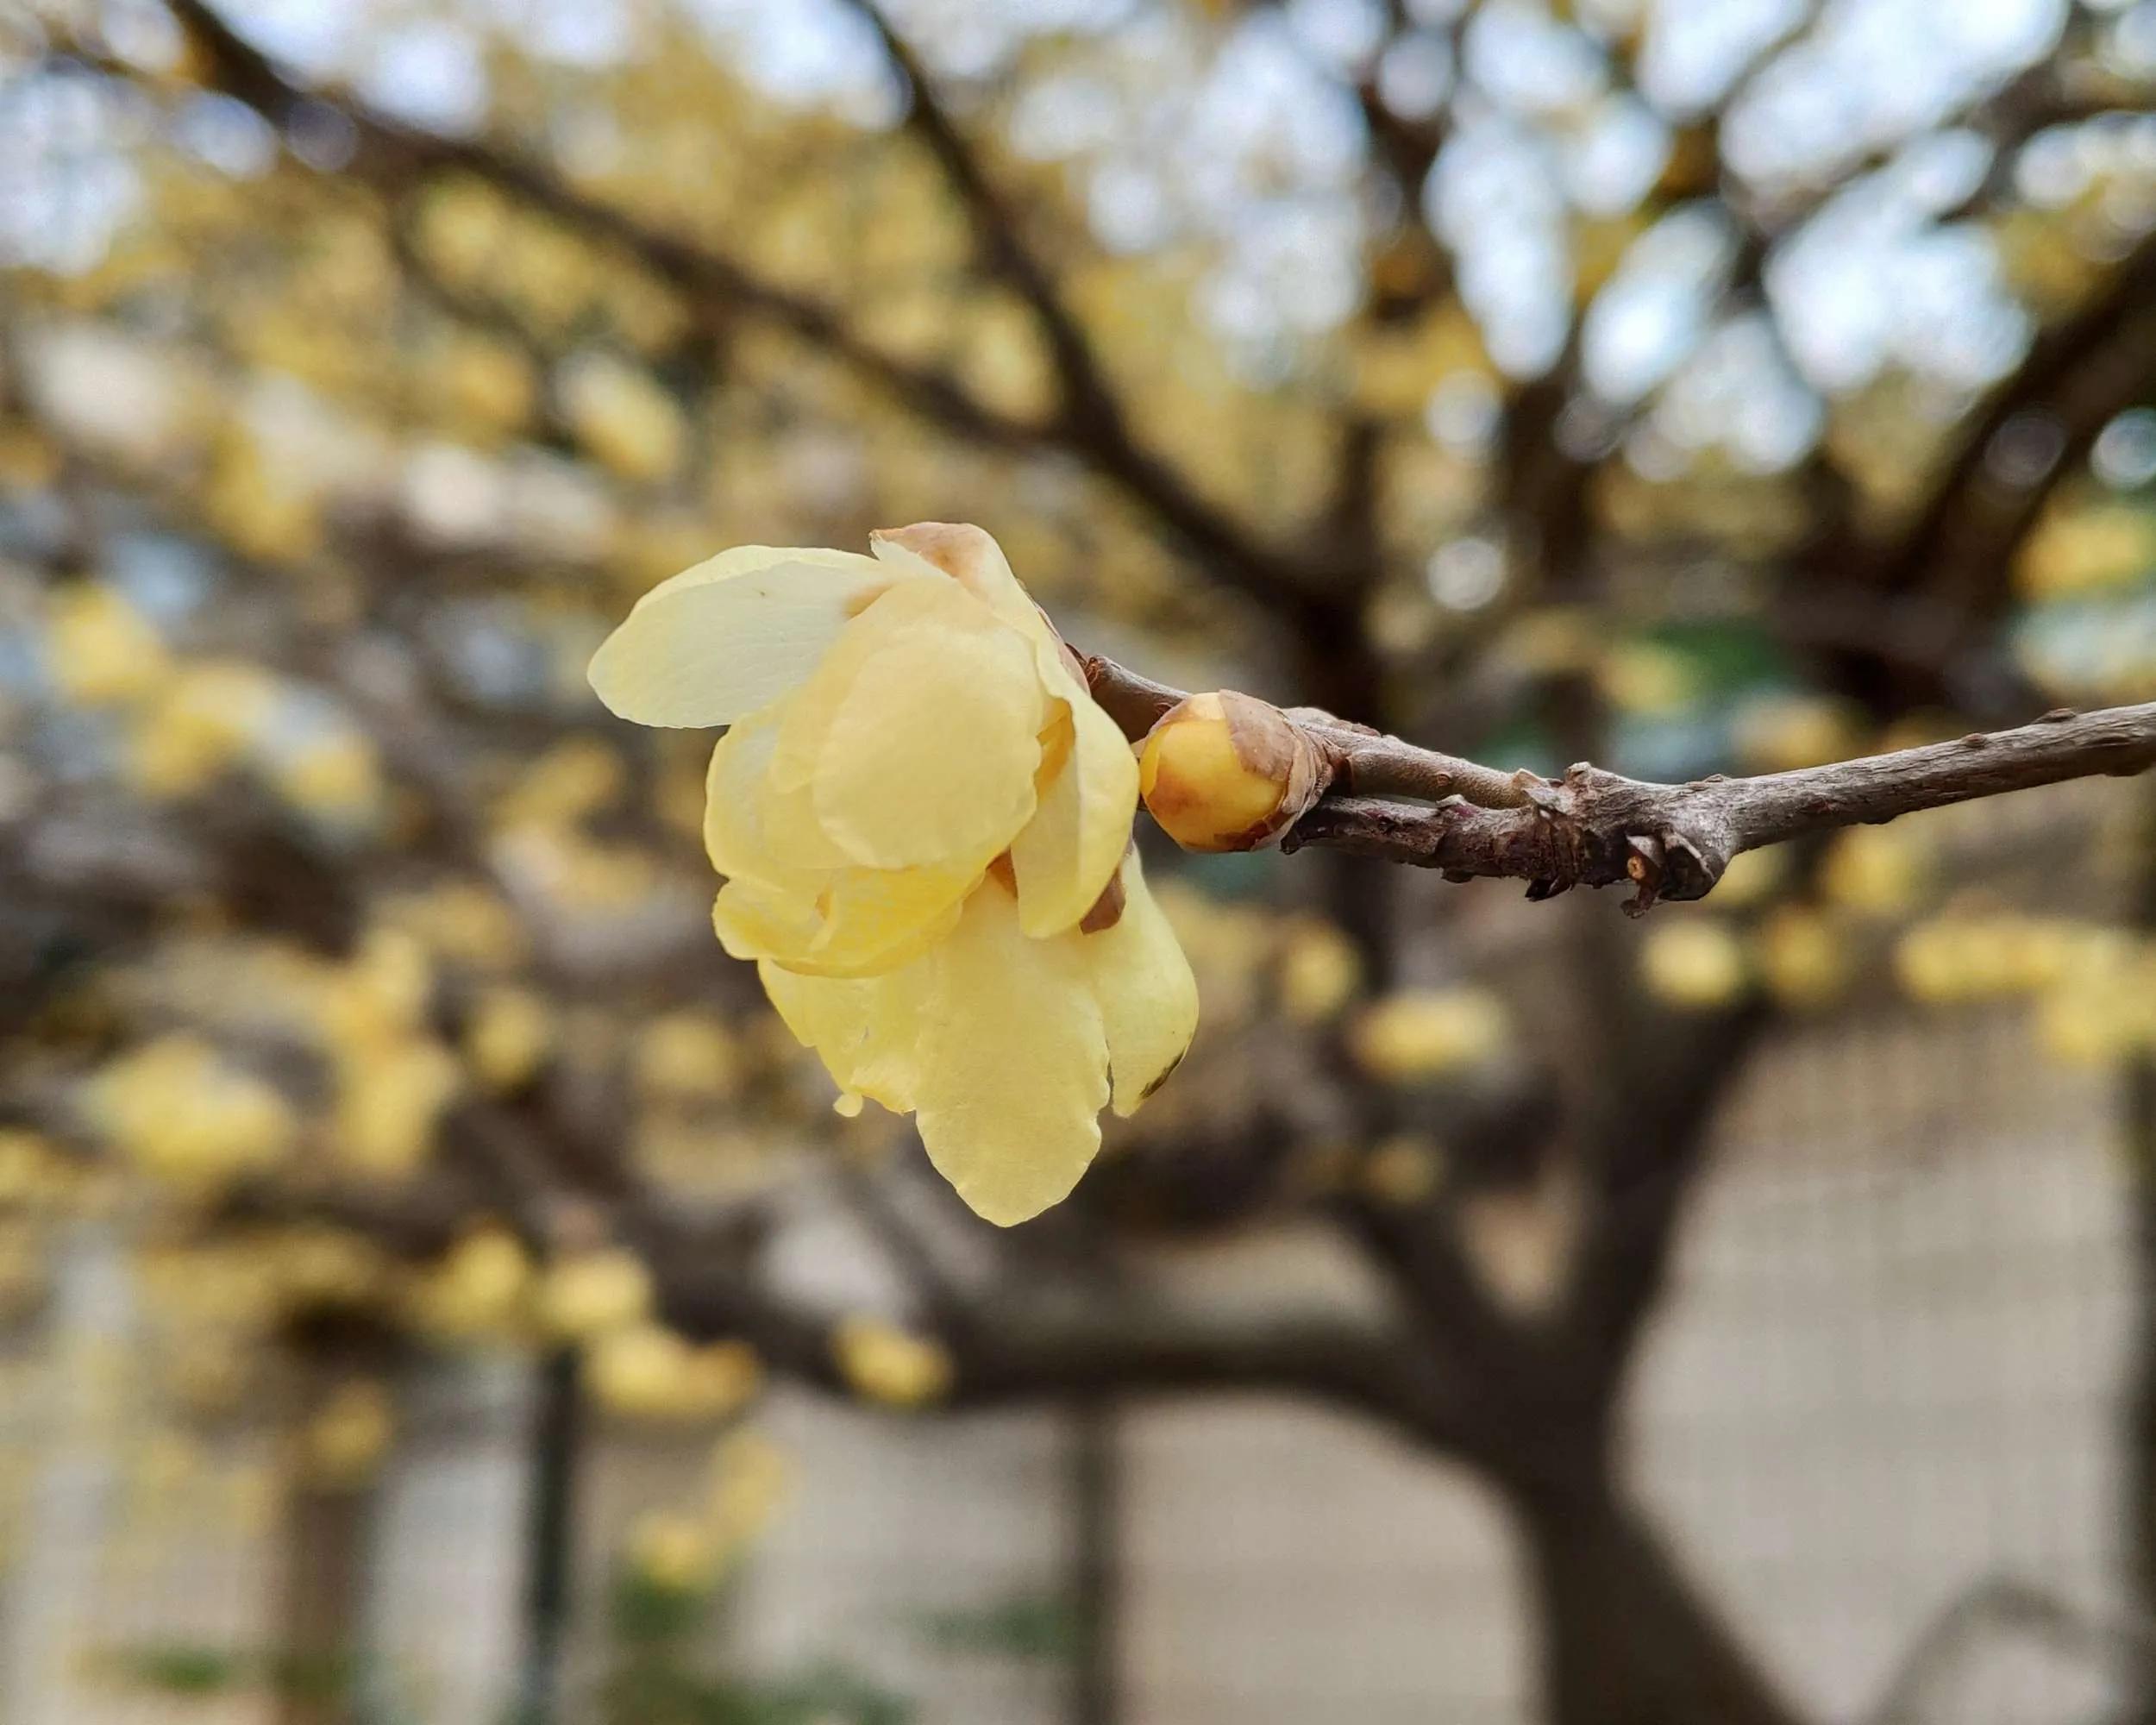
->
[47, 582, 170, 707]
[465, 987, 555, 1093]
[332, 1038, 461, 1176]
[301, 1380, 395, 1489]
[1755, 907, 1852, 1009]
[537, 1247, 652, 1342]
[590, 524, 1197, 1226]
[707, 1428, 791, 1547]
[413, 1226, 531, 1341]
[557, 350, 685, 485]
[87, 1035, 295, 1192]
[832, 1314, 954, 1408]
[1639, 919, 1750, 1009]
[1275, 917, 1363, 1022]
[587, 1325, 761, 1424]
[1349, 988, 1508, 1082]
[627, 1512, 721, 1594]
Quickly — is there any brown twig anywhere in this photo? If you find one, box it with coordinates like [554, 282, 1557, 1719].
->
[1082, 653, 2156, 912]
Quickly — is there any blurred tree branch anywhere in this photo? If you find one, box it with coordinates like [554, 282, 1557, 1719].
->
[156, 0, 1325, 617]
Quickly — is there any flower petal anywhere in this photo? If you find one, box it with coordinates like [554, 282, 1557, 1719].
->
[913, 882, 1110, 1226]
[590, 546, 924, 729]
[1009, 686, 1140, 936]
[758, 957, 933, 1113]
[705, 718, 980, 975]
[704, 716, 849, 879]
[768, 579, 995, 792]
[711, 875, 824, 965]
[1079, 850, 1198, 1116]
[870, 524, 1053, 645]
[811, 610, 1044, 870]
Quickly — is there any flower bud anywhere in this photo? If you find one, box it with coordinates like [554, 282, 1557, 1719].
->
[1138, 690, 1327, 852]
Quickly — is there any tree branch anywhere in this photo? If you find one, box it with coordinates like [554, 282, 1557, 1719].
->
[154, 0, 1319, 615]
[1082, 653, 2156, 908]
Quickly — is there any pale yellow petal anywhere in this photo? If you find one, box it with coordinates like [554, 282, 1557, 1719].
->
[768, 580, 997, 791]
[590, 547, 924, 729]
[703, 717, 848, 881]
[812, 615, 1044, 870]
[758, 958, 933, 1113]
[1080, 851, 1198, 1116]
[711, 877, 825, 967]
[713, 873, 969, 980]
[705, 718, 980, 975]
[1009, 688, 1140, 937]
[810, 867, 975, 973]
[913, 884, 1110, 1226]
[870, 524, 1053, 645]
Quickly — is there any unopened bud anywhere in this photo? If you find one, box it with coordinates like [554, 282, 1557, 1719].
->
[1138, 691, 1327, 852]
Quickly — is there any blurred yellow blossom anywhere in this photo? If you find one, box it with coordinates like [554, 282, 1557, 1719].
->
[301, 1380, 395, 1489]
[708, 1427, 792, 1552]
[1755, 907, 1852, 1009]
[1639, 919, 1749, 1009]
[1821, 826, 1927, 914]
[628, 1512, 722, 1594]
[47, 582, 169, 707]
[271, 731, 384, 825]
[465, 988, 555, 1093]
[634, 1010, 747, 1104]
[1600, 641, 1696, 715]
[413, 1227, 532, 1341]
[87, 1035, 294, 1191]
[379, 883, 529, 971]
[1733, 694, 1867, 773]
[558, 350, 685, 485]
[1275, 917, 1363, 1022]
[128, 660, 278, 798]
[1710, 845, 1788, 909]
[438, 332, 536, 439]
[0, 1130, 73, 1210]
[2016, 503, 2156, 599]
[333, 1038, 461, 1176]
[589, 525, 1195, 1226]
[2035, 950, 2156, 1069]
[1350, 988, 1508, 1082]
[1894, 914, 2117, 1005]
[587, 1324, 762, 1424]
[494, 736, 626, 831]
[272, 1227, 390, 1310]
[832, 1314, 954, 1408]
[538, 1247, 653, 1342]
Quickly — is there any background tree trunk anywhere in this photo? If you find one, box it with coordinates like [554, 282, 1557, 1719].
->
[1514, 1478, 1808, 1725]
[274, 1422, 373, 1725]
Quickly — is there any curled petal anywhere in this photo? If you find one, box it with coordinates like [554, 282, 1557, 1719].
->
[1010, 687, 1140, 937]
[869, 523, 1053, 645]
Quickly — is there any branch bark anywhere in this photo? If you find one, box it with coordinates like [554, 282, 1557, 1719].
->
[1084, 653, 2156, 910]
